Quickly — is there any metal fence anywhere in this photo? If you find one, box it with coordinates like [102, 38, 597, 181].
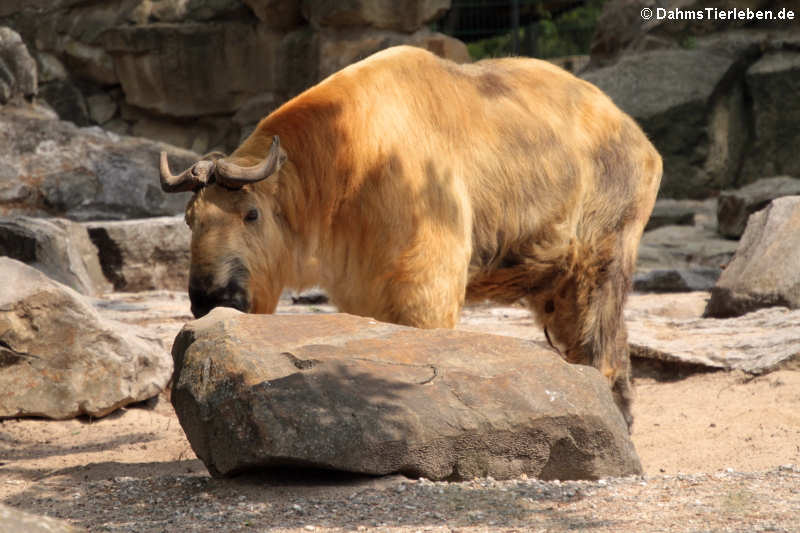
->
[432, 0, 602, 59]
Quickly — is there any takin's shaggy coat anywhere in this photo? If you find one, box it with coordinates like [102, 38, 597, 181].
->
[160, 46, 662, 426]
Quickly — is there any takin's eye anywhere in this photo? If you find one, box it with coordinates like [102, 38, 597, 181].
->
[244, 208, 260, 222]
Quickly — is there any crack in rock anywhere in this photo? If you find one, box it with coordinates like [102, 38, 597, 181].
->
[0, 339, 40, 367]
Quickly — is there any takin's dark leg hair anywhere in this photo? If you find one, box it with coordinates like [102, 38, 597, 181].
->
[527, 236, 634, 430]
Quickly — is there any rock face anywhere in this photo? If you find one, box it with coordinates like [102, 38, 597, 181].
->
[102, 23, 283, 118]
[0, 103, 195, 220]
[315, 27, 470, 81]
[85, 216, 191, 292]
[582, 43, 750, 198]
[303, 0, 450, 33]
[0, 216, 111, 295]
[0, 2, 466, 154]
[741, 51, 800, 180]
[589, 0, 798, 69]
[171, 309, 642, 481]
[0, 26, 36, 104]
[0, 258, 171, 419]
[717, 176, 800, 239]
[583, 0, 800, 199]
[705, 197, 800, 318]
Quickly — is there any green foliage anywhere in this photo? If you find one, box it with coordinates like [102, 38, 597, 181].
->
[466, 0, 606, 60]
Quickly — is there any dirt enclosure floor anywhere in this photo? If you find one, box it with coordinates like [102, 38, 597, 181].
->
[1, 293, 799, 532]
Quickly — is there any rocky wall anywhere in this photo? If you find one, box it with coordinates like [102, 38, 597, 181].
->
[582, 0, 800, 198]
[0, 0, 468, 154]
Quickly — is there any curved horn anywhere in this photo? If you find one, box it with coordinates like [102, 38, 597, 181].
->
[214, 136, 284, 189]
[160, 152, 216, 193]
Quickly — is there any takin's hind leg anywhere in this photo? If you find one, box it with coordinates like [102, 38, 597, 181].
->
[528, 259, 634, 430]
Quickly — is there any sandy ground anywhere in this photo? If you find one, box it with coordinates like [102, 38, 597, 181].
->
[1, 292, 799, 531]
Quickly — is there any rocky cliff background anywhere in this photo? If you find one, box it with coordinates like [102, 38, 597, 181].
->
[0, 0, 467, 156]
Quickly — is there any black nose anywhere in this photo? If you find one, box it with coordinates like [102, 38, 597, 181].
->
[189, 280, 250, 318]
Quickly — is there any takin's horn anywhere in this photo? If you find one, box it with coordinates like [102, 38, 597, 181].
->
[214, 135, 285, 189]
[159, 152, 216, 193]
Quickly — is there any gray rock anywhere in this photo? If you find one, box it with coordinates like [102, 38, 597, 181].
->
[645, 198, 715, 232]
[717, 176, 800, 239]
[628, 307, 800, 374]
[35, 51, 67, 83]
[0, 104, 195, 220]
[582, 45, 746, 198]
[637, 224, 738, 272]
[0, 504, 84, 533]
[85, 216, 191, 292]
[584, 24, 800, 199]
[171, 309, 642, 481]
[147, 0, 250, 22]
[233, 93, 282, 143]
[741, 52, 800, 180]
[705, 196, 800, 318]
[303, 0, 450, 33]
[0, 258, 171, 419]
[36, 78, 90, 126]
[0, 26, 37, 104]
[0, 216, 111, 296]
[86, 91, 117, 125]
[633, 268, 720, 293]
[243, 0, 302, 28]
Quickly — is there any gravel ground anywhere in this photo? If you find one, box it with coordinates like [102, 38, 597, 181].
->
[4, 466, 799, 532]
[3, 292, 800, 532]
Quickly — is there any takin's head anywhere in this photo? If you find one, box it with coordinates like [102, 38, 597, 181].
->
[160, 136, 297, 319]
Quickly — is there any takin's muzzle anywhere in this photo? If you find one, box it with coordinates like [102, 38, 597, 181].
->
[188, 260, 251, 318]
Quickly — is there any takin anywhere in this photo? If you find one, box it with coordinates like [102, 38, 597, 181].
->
[159, 45, 662, 427]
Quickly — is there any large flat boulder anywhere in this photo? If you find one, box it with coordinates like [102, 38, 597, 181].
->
[85, 216, 190, 292]
[0, 216, 111, 295]
[705, 196, 800, 318]
[171, 309, 641, 481]
[0, 258, 171, 419]
[628, 307, 800, 374]
[0, 103, 195, 220]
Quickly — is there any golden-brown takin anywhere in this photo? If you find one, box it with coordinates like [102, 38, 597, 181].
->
[160, 45, 662, 427]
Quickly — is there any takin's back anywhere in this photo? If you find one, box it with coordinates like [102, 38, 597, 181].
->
[259, 44, 659, 246]
[243, 46, 661, 303]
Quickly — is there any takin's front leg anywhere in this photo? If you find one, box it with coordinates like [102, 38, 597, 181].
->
[365, 236, 471, 330]
[529, 256, 634, 430]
